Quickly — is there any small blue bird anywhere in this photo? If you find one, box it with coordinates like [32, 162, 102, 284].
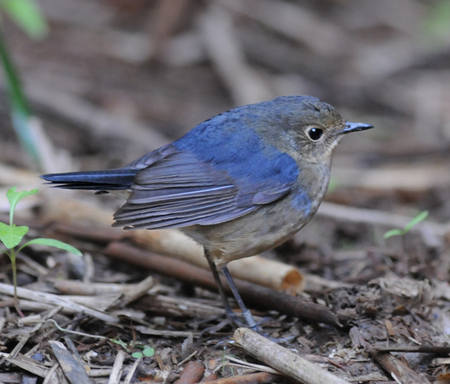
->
[42, 96, 372, 330]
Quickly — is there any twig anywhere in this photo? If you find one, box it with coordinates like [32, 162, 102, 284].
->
[373, 345, 450, 354]
[224, 355, 278, 375]
[0, 282, 118, 323]
[370, 351, 432, 384]
[124, 356, 141, 384]
[53, 276, 155, 309]
[136, 294, 223, 319]
[54, 279, 224, 319]
[46, 319, 107, 341]
[114, 276, 154, 308]
[203, 372, 278, 384]
[174, 361, 205, 384]
[135, 325, 198, 338]
[233, 328, 350, 384]
[108, 350, 126, 384]
[104, 242, 345, 327]
[49, 340, 93, 384]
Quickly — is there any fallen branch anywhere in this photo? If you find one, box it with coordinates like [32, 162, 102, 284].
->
[233, 328, 350, 384]
[104, 242, 345, 327]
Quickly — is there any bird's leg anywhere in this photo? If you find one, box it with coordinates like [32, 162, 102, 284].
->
[221, 266, 260, 331]
[222, 266, 297, 343]
[204, 250, 242, 327]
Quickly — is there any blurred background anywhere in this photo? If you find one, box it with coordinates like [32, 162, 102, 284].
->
[0, 0, 449, 237]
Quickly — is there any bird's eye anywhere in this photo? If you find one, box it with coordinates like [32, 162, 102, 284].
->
[306, 127, 324, 141]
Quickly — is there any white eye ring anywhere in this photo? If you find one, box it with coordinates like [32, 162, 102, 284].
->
[306, 127, 324, 141]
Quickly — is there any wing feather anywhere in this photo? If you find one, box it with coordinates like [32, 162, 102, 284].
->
[113, 147, 295, 229]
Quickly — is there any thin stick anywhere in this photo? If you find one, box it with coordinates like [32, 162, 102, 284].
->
[124, 357, 141, 384]
[108, 350, 126, 384]
[0, 283, 118, 324]
[233, 328, 350, 384]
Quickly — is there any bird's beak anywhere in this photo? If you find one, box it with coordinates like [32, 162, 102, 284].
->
[340, 121, 374, 135]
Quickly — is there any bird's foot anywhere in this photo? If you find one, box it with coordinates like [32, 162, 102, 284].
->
[225, 307, 263, 332]
[225, 308, 294, 343]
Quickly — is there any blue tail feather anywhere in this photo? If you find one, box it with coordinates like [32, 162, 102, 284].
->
[41, 169, 137, 190]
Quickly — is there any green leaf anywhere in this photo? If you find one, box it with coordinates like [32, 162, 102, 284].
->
[0, 222, 29, 249]
[403, 210, 428, 233]
[131, 352, 143, 359]
[7, 187, 38, 225]
[1, 0, 48, 39]
[142, 346, 155, 357]
[383, 228, 404, 240]
[18, 238, 82, 255]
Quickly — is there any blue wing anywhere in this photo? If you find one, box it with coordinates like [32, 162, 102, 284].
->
[114, 114, 299, 229]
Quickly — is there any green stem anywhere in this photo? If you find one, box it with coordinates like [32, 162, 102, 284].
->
[9, 248, 17, 300]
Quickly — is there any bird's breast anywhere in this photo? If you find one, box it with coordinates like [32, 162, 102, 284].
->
[182, 163, 330, 266]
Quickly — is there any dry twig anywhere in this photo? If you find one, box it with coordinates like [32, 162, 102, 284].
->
[0, 283, 118, 323]
[233, 328, 350, 384]
[108, 350, 126, 384]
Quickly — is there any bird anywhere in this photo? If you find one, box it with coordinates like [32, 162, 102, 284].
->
[42, 96, 373, 330]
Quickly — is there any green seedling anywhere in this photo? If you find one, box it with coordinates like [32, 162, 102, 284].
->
[131, 345, 155, 359]
[110, 338, 155, 359]
[0, 187, 81, 309]
[383, 210, 429, 240]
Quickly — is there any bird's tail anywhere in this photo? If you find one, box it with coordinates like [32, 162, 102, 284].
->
[41, 168, 137, 190]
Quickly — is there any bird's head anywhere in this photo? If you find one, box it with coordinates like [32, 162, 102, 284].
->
[258, 96, 373, 164]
